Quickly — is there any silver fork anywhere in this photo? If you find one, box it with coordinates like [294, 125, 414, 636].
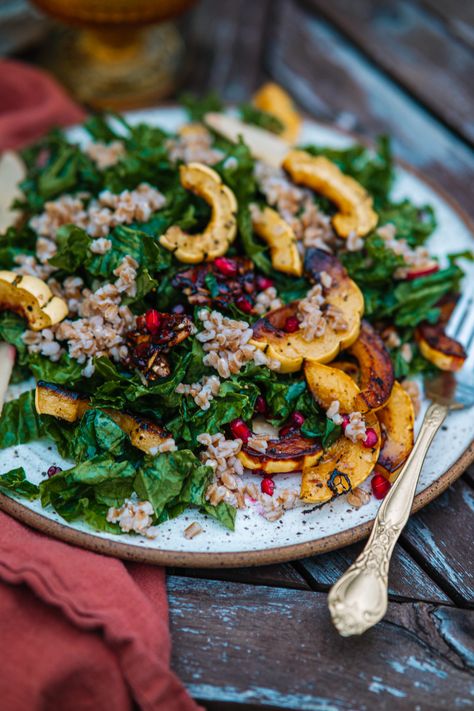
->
[328, 285, 474, 636]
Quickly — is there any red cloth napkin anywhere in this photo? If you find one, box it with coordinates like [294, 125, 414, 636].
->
[0, 60, 202, 711]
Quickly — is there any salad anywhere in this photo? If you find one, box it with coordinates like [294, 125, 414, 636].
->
[0, 83, 468, 540]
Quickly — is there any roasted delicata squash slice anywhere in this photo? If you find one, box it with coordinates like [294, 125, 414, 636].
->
[376, 381, 415, 483]
[239, 430, 322, 474]
[251, 205, 303, 276]
[160, 162, 237, 263]
[0, 271, 68, 331]
[251, 250, 363, 372]
[35, 381, 170, 455]
[252, 82, 302, 144]
[348, 320, 394, 412]
[416, 322, 466, 372]
[301, 361, 381, 503]
[282, 150, 378, 237]
[331, 360, 361, 382]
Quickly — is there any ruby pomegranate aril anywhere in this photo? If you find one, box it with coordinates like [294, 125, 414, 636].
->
[279, 423, 294, 437]
[214, 256, 238, 277]
[341, 414, 350, 430]
[261, 477, 275, 496]
[284, 316, 300, 333]
[47, 465, 62, 478]
[363, 427, 379, 449]
[371, 473, 391, 499]
[255, 395, 267, 415]
[230, 418, 251, 443]
[236, 295, 253, 314]
[145, 308, 161, 334]
[256, 275, 274, 291]
[290, 410, 305, 427]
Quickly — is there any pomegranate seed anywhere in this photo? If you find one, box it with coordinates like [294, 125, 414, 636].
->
[261, 477, 275, 496]
[236, 295, 253, 314]
[404, 264, 439, 281]
[145, 309, 161, 334]
[230, 418, 251, 443]
[214, 257, 238, 277]
[290, 411, 305, 427]
[279, 423, 294, 437]
[256, 275, 274, 291]
[371, 473, 391, 499]
[284, 316, 300, 333]
[47, 465, 62, 478]
[255, 395, 267, 415]
[363, 428, 379, 449]
[341, 415, 350, 430]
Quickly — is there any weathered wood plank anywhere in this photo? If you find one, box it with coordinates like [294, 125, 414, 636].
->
[297, 542, 452, 604]
[182, 0, 272, 101]
[420, 0, 474, 49]
[265, 0, 474, 217]
[401, 478, 474, 605]
[168, 577, 474, 709]
[168, 563, 310, 590]
[303, 0, 474, 143]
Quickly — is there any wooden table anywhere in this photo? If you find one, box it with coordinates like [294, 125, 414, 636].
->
[165, 2, 474, 708]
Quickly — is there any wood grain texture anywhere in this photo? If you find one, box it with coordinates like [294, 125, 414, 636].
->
[401, 478, 474, 605]
[182, 0, 272, 100]
[168, 563, 310, 590]
[304, 0, 474, 143]
[264, 0, 474, 217]
[420, 0, 474, 49]
[297, 541, 452, 604]
[168, 577, 474, 710]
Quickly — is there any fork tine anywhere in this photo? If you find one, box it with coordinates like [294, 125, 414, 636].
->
[445, 287, 474, 339]
[463, 339, 474, 373]
[455, 297, 474, 348]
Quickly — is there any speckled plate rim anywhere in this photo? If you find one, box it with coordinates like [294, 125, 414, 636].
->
[1, 115, 473, 568]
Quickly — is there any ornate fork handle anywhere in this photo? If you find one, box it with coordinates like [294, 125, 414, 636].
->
[328, 401, 448, 636]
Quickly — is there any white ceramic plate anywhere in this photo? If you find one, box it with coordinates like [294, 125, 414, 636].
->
[1, 108, 473, 567]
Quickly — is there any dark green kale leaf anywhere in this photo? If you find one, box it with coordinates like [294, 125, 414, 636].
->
[136, 449, 236, 530]
[0, 313, 29, 364]
[0, 224, 37, 269]
[48, 224, 91, 273]
[83, 113, 124, 143]
[28, 353, 84, 386]
[0, 467, 39, 500]
[70, 409, 129, 462]
[214, 138, 272, 274]
[181, 92, 224, 122]
[238, 103, 284, 134]
[135, 451, 201, 519]
[391, 266, 462, 327]
[19, 130, 102, 210]
[377, 200, 436, 246]
[169, 378, 259, 445]
[86, 224, 171, 280]
[40, 455, 136, 528]
[0, 390, 44, 449]
[341, 234, 404, 286]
